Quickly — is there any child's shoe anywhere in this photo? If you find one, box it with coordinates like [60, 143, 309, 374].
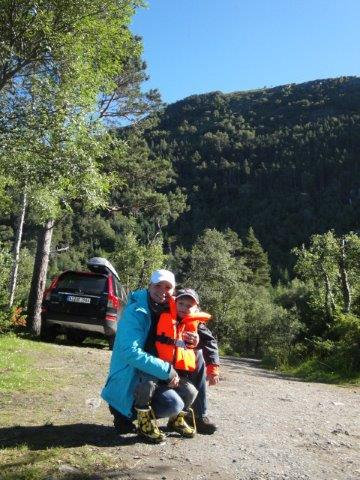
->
[194, 415, 217, 434]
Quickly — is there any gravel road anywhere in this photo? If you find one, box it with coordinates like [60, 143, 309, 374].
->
[1, 345, 359, 480]
[110, 356, 360, 480]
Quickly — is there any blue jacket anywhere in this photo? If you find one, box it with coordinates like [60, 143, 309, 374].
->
[101, 289, 173, 417]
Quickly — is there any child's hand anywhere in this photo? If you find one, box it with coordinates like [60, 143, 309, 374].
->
[207, 373, 220, 386]
[183, 331, 199, 347]
[206, 364, 220, 386]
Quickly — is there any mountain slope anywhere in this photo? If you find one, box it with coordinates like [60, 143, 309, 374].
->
[145, 76, 360, 276]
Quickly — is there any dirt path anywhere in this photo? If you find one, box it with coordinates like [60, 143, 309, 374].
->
[1, 343, 359, 480]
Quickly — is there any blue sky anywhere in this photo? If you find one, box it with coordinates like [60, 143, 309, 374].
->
[131, 0, 360, 104]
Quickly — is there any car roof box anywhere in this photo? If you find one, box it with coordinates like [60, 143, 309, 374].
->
[87, 257, 120, 280]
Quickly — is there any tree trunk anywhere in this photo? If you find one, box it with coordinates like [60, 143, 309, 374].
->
[9, 190, 27, 308]
[339, 237, 351, 313]
[27, 218, 55, 336]
[322, 268, 335, 317]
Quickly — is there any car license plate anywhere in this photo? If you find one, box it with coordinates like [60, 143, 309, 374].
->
[67, 296, 91, 304]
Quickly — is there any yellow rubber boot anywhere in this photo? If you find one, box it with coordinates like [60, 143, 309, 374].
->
[135, 407, 166, 444]
[167, 408, 196, 438]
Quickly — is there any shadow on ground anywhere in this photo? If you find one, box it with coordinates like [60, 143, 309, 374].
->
[18, 330, 110, 351]
[0, 423, 140, 450]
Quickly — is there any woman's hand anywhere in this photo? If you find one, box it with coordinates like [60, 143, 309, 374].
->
[168, 373, 180, 388]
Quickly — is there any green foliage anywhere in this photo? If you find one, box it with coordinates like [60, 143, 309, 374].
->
[173, 228, 296, 357]
[0, 0, 143, 95]
[268, 232, 360, 377]
[281, 358, 352, 383]
[0, 309, 12, 334]
[110, 231, 166, 292]
[0, 242, 12, 306]
[13, 248, 35, 306]
[0, 0, 147, 224]
[0, 0, 168, 318]
[0, 174, 14, 215]
[228, 285, 300, 357]
[293, 231, 339, 285]
[242, 227, 271, 287]
[40, 127, 186, 292]
[0, 241, 29, 329]
[182, 229, 248, 341]
[329, 312, 360, 373]
[144, 77, 360, 279]
[332, 312, 360, 342]
[293, 230, 360, 320]
[105, 132, 186, 230]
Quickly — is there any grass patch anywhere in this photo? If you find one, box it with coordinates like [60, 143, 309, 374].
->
[0, 335, 126, 480]
[0, 444, 127, 480]
[0, 334, 54, 393]
[280, 358, 360, 385]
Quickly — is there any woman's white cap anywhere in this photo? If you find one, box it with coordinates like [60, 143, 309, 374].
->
[150, 269, 175, 288]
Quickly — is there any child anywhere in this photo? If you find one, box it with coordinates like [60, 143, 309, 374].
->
[134, 288, 212, 442]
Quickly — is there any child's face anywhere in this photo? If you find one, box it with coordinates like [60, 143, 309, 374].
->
[176, 296, 198, 318]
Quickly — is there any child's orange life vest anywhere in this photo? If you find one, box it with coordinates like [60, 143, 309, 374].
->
[155, 296, 211, 372]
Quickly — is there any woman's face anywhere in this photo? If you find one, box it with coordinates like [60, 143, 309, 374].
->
[148, 281, 174, 304]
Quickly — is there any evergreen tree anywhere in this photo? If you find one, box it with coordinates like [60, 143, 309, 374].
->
[242, 227, 271, 287]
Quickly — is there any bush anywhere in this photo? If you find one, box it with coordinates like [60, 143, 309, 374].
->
[328, 313, 360, 373]
[0, 306, 27, 334]
[286, 342, 309, 365]
[262, 342, 308, 369]
[278, 315, 360, 381]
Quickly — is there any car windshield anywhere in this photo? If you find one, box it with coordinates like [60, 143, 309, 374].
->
[56, 273, 107, 295]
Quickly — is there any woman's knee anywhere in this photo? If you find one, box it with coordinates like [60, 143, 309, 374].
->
[152, 387, 184, 418]
[134, 379, 157, 408]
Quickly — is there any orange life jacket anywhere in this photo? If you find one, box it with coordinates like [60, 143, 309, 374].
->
[155, 296, 211, 372]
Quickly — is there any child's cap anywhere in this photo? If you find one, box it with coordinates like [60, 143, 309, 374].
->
[175, 288, 199, 305]
[150, 269, 175, 288]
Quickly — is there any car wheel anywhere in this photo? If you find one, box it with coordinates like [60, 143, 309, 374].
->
[66, 329, 87, 345]
[108, 335, 115, 350]
[40, 321, 58, 342]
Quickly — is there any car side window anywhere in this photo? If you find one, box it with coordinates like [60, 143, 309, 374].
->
[115, 278, 127, 303]
[112, 276, 118, 296]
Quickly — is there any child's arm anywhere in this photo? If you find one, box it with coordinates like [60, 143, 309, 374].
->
[198, 323, 220, 364]
[198, 323, 220, 385]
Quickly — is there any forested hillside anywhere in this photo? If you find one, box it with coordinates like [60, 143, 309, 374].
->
[145, 76, 360, 278]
